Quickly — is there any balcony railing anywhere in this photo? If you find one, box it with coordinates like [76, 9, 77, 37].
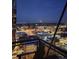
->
[12, 38, 67, 59]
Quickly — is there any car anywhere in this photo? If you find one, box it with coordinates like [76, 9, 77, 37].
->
[43, 35, 61, 41]
[36, 32, 48, 35]
[16, 32, 28, 41]
[36, 32, 61, 41]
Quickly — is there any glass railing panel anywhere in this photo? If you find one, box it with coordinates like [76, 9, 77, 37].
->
[47, 49, 66, 59]
[12, 43, 37, 59]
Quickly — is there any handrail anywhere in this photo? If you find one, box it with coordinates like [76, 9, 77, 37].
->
[12, 39, 38, 44]
[12, 40, 38, 47]
[17, 51, 36, 59]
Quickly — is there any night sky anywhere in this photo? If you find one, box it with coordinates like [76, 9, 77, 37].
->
[16, 0, 67, 24]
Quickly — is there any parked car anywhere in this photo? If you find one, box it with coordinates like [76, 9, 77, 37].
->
[36, 32, 61, 41]
[16, 32, 28, 41]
